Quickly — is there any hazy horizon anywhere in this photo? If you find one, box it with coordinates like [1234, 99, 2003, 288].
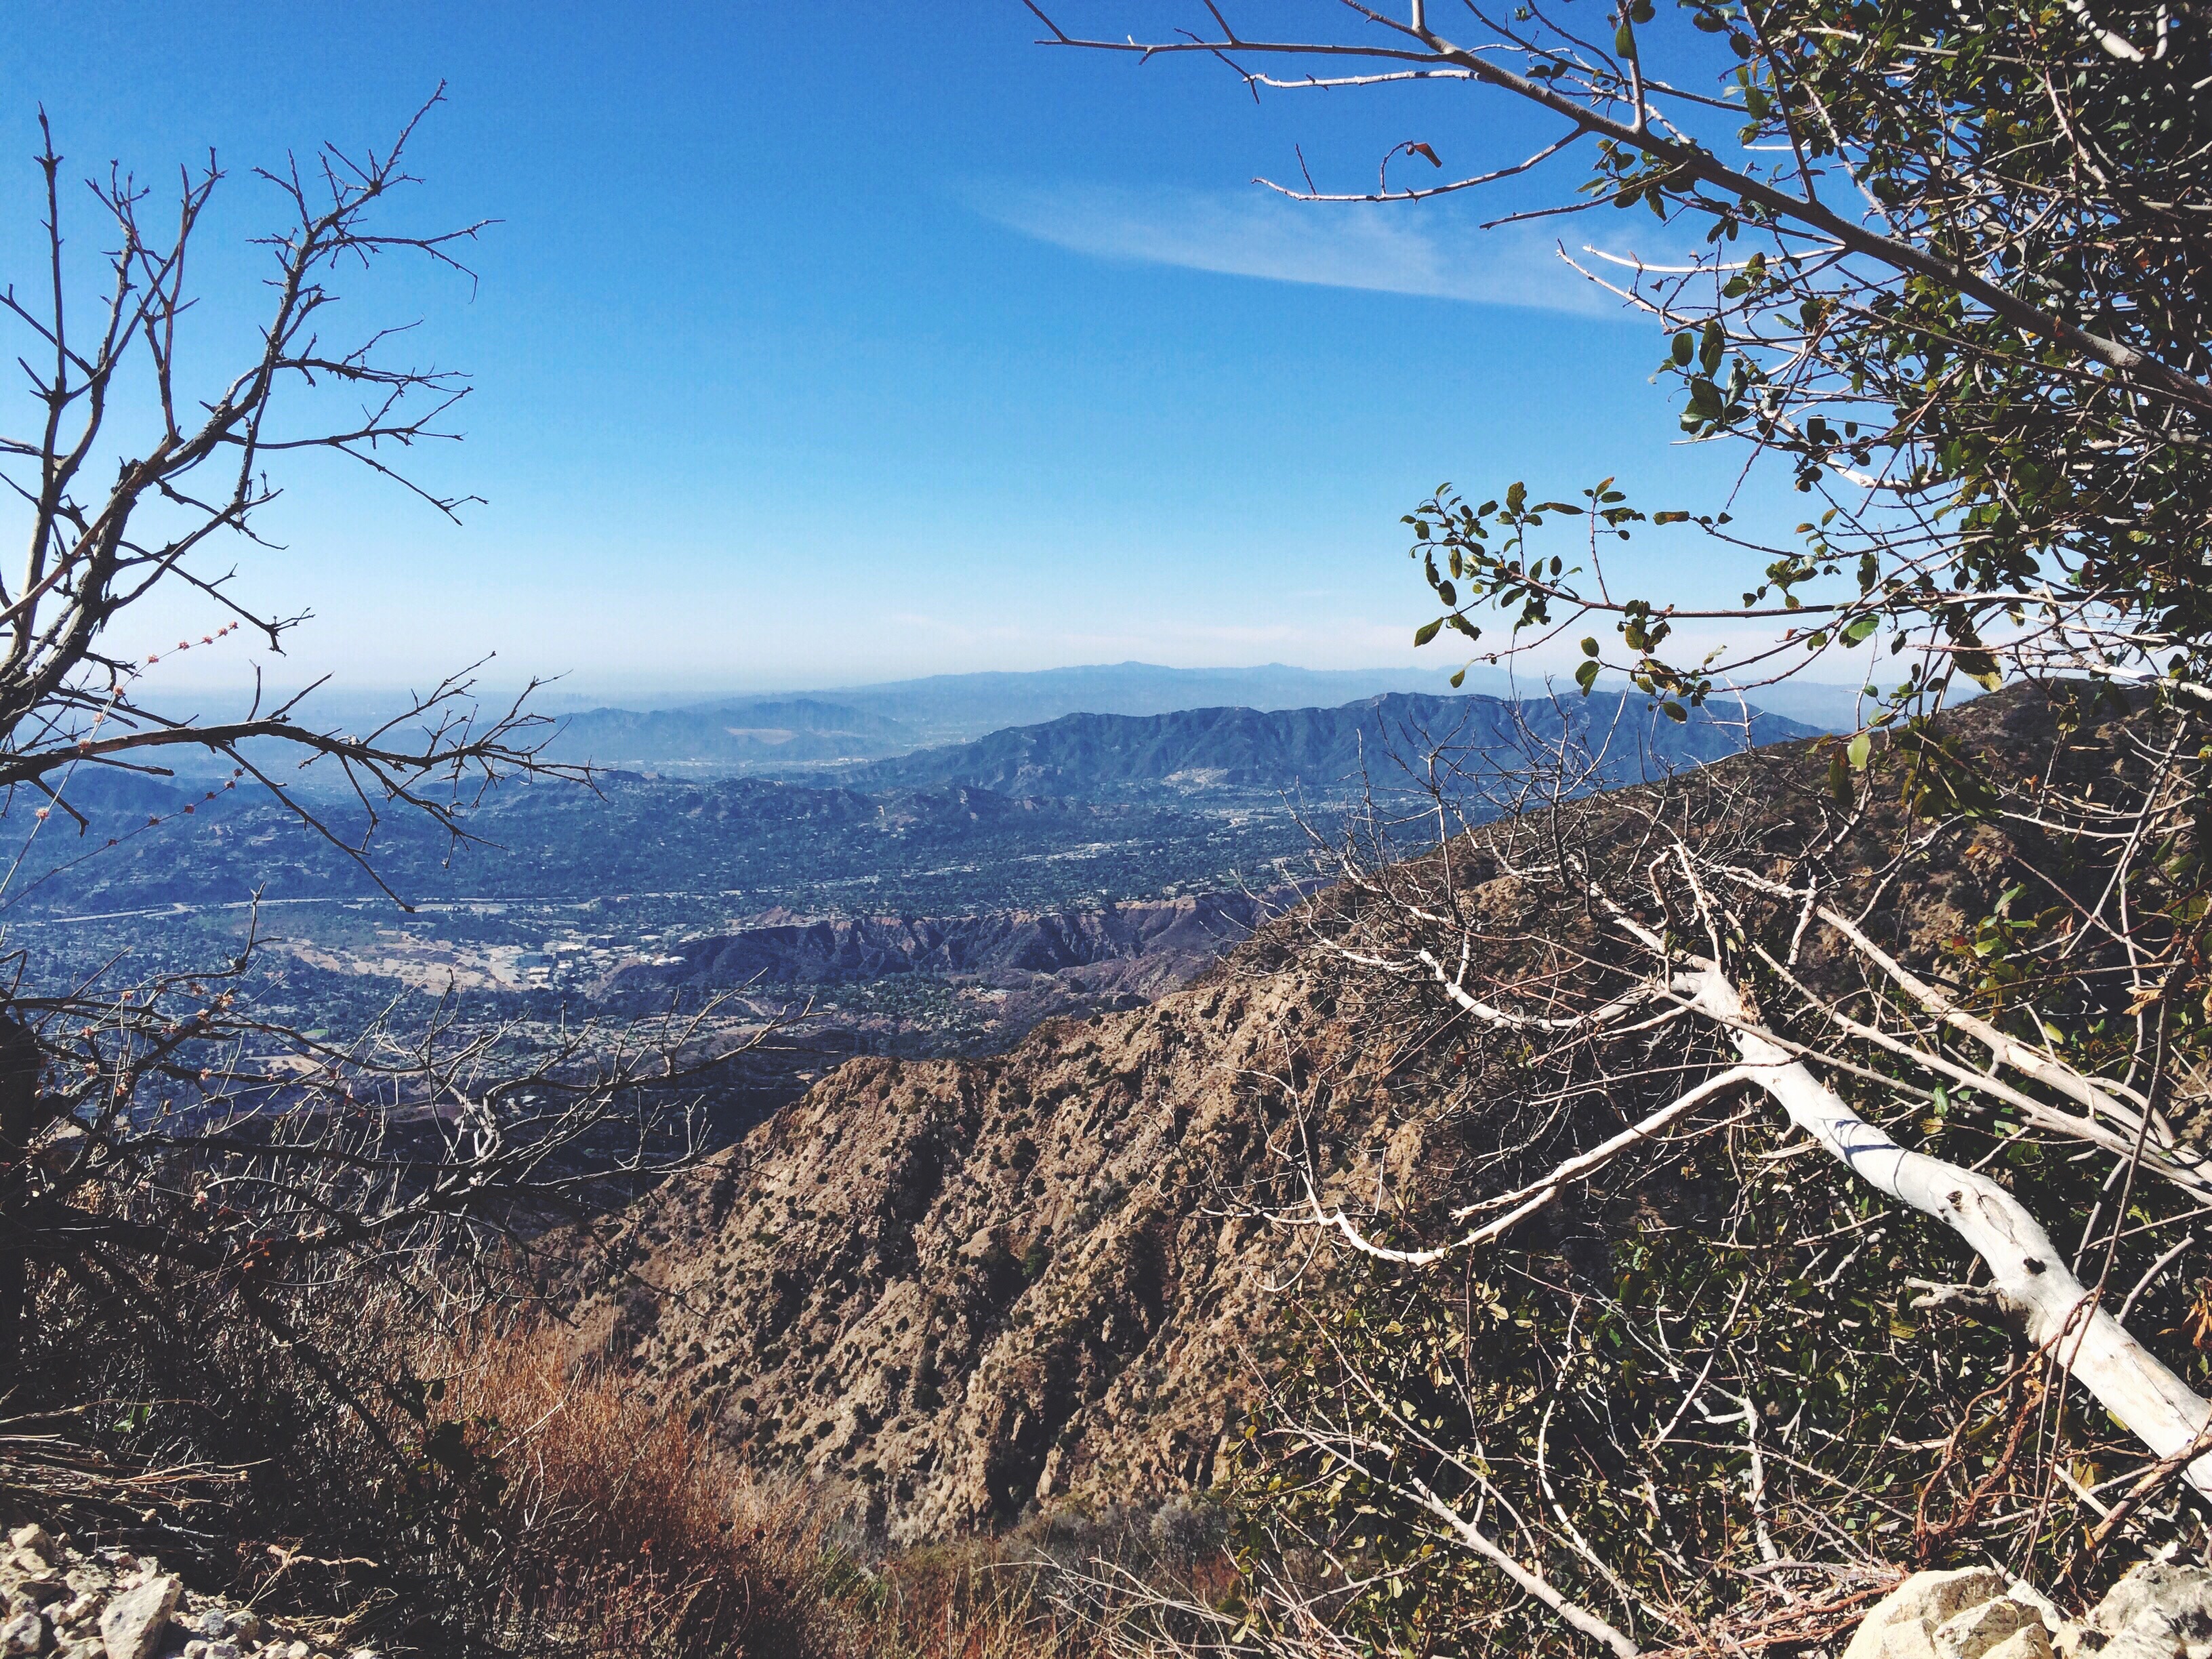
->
[0, 8, 1810, 698]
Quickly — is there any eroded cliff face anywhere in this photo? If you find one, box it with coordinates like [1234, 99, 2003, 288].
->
[567, 956, 1404, 1543]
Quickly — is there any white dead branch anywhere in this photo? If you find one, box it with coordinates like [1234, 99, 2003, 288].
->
[1304, 769, 2212, 1504]
[1671, 952, 2212, 1503]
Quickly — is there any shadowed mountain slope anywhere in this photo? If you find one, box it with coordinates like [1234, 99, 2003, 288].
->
[606, 891, 1277, 994]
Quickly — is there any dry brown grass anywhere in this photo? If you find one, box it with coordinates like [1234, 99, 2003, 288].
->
[28, 1264, 1118, 1659]
[424, 1321, 1084, 1659]
[424, 1322, 836, 1658]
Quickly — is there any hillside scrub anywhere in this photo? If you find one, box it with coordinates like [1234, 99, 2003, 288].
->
[1158, 687, 2211, 1654]
[0, 94, 880, 1659]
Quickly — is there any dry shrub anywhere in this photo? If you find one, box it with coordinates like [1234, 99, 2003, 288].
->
[27, 1269, 1110, 1659]
[423, 1322, 843, 1658]
[860, 1542, 1081, 1659]
[425, 1323, 1082, 1659]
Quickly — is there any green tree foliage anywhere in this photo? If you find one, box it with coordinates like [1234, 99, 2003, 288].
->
[1035, 0, 2212, 716]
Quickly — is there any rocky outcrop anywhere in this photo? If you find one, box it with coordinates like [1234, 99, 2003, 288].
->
[0, 1524, 367, 1659]
[1844, 1561, 2212, 1659]
[2071, 1561, 2212, 1656]
[567, 956, 1396, 1543]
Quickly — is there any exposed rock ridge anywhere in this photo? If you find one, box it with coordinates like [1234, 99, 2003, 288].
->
[569, 960, 1367, 1542]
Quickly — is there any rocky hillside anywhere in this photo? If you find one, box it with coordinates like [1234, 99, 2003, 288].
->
[0, 1523, 361, 1659]
[568, 958, 1346, 1542]
[571, 691, 2101, 1546]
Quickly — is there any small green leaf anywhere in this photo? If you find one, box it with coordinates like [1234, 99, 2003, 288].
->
[1575, 659, 1601, 692]
[1580, 636, 1600, 657]
[1847, 731, 1872, 770]
[1414, 617, 1443, 647]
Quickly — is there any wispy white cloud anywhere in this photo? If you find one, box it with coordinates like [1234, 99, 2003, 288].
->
[972, 181, 1648, 318]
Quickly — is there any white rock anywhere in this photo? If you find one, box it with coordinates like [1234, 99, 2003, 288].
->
[5, 1535, 52, 1570]
[1937, 1595, 2049, 1659]
[1847, 1569, 2012, 1659]
[52, 1598, 96, 1631]
[1982, 1631, 2055, 1659]
[2009, 1580, 2065, 1635]
[96, 1576, 177, 1659]
[2, 1611, 44, 1657]
[2089, 1561, 2212, 1658]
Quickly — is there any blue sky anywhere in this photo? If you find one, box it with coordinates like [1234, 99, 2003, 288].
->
[0, 4, 1787, 705]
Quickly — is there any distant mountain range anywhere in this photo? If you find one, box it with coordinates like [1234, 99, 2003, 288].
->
[739, 661, 1872, 741]
[537, 665, 1845, 776]
[541, 665, 1515, 771]
[835, 691, 1817, 798]
[121, 664, 1874, 786]
[18, 685, 1819, 922]
[731, 662, 1517, 745]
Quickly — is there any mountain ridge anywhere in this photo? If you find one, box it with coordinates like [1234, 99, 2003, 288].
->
[836, 690, 1816, 798]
